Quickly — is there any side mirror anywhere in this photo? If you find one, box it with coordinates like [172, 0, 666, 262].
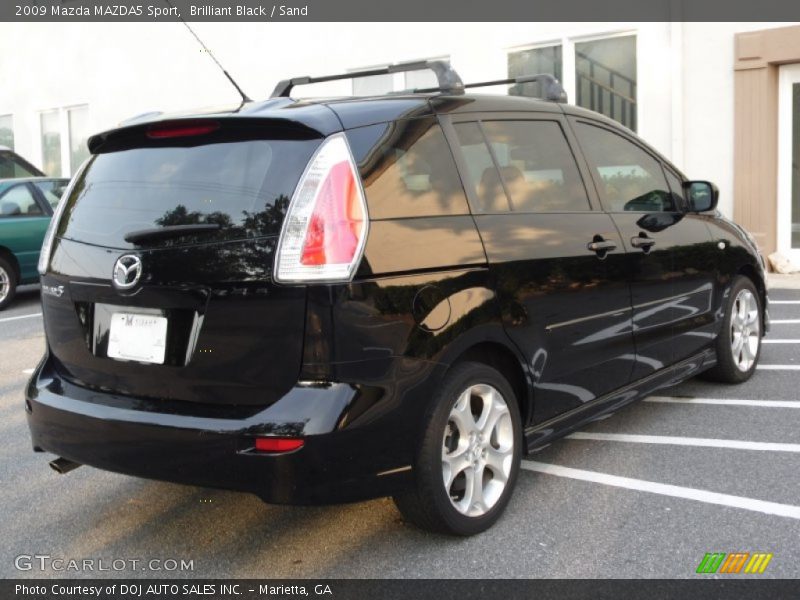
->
[683, 180, 719, 213]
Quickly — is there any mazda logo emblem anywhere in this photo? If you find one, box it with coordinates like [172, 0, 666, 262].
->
[113, 255, 142, 290]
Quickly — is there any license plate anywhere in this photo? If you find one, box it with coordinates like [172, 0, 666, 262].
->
[107, 312, 168, 364]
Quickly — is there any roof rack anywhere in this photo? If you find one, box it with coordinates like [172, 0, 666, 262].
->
[270, 59, 464, 98]
[413, 73, 568, 103]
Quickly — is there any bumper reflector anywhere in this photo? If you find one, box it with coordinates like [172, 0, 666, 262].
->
[254, 437, 305, 453]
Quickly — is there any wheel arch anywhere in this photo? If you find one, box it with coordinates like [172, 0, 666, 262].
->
[737, 263, 767, 330]
[0, 246, 20, 281]
[439, 333, 533, 427]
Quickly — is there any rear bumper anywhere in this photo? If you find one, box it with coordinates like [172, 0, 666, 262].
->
[25, 355, 427, 505]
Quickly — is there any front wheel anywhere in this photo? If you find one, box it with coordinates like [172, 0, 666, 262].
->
[393, 361, 522, 535]
[704, 276, 762, 383]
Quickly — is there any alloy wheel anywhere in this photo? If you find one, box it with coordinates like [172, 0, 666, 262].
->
[730, 288, 760, 372]
[442, 383, 514, 517]
[0, 266, 9, 304]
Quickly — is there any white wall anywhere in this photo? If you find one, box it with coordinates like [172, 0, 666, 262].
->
[3, 21, 795, 219]
[680, 22, 794, 217]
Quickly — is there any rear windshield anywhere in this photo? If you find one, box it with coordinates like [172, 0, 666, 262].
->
[57, 139, 319, 248]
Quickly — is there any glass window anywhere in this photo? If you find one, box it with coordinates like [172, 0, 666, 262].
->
[351, 60, 449, 95]
[453, 123, 510, 212]
[509, 46, 562, 98]
[57, 138, 319, 248]
[0, 115, 13, 150]
[346, 118, 469, 219]
[0, 185, 43, 217]
[33, 179, 69, 209]
[353, 73, 394, 96]
[40, 110, 62, 177]
[68, 106, 90, 174]
[576, 36, 637, 131]
[575, 122, 672, 213]
[456, 120, 590, 213]
[405, 68, 439, 91]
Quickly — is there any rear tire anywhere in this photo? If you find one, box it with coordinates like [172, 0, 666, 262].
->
[0, 257, 17, 311]
[703, 275, 762, 383]
[393, 361, 522, 536]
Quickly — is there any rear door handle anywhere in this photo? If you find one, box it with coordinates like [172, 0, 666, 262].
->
[630, 235, 656, 251]
[587, 238, 617, 254]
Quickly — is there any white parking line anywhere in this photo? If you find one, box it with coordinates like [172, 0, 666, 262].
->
[521, 461, 800, 520]
[645, 396, 800, 408]
[771, 319, 800, 324]
[770, 301, 800, 304]
[565, 432, 800, 453]
[763, 339, 800, 344]
[0, 312, 42, 323]
[21, 368, 34, 375]
[757, 364, 800, 370]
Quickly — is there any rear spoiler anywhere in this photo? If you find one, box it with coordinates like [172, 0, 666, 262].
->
[88, 117, 325, 154]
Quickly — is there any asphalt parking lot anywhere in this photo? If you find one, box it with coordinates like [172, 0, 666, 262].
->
[1, 282, 799, 579]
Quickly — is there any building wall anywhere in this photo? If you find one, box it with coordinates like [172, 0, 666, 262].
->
[0, 21, 797, 223]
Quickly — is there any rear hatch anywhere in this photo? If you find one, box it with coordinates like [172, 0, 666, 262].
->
[42, 117, 324, 407]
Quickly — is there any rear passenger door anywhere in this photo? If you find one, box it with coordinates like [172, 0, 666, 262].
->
[447, 114, 636, 424]
[570, 119, 717, 374]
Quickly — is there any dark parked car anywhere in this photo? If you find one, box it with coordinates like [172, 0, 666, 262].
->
[26, 62, 768, 535]
[0, 177, 70, 309]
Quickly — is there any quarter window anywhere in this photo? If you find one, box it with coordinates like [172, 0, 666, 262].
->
[346, 118, 469, 219]
[454, 120, 591, 213]
[664, 168, 687, 211]
[575, 122, 673, 213]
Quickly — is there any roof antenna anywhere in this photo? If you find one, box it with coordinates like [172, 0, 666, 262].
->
[163, 0, 252, 105]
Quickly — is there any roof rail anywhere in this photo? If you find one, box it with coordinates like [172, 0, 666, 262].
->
[270, 60, 464, 98]
[415, 73, 568, 103]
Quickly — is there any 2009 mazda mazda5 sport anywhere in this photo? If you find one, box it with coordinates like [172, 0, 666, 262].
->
[26, 62, 768, 535]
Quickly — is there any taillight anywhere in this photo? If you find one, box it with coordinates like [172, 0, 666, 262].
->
[275, 133, 368, 283]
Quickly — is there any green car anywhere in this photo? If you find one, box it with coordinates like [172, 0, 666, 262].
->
[0, 177, 70, 309]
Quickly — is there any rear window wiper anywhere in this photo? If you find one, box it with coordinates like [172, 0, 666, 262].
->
[124, 224, 222, 244]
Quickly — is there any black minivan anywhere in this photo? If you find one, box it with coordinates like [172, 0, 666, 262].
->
[26, 62, 768, 535]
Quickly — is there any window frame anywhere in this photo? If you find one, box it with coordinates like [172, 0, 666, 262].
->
[568, 116, 678, 215]
[441, 112, 601, 215]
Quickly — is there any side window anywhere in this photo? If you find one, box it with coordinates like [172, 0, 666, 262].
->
[575, 122, 674, 213]
[346, 118, 469, 219]
[453, 122, 510, 212]
[33, 180, 68, 210]
[454, 120, 591, 213]
[664, 168, 687, 210]
[0, 185, 43, 217]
